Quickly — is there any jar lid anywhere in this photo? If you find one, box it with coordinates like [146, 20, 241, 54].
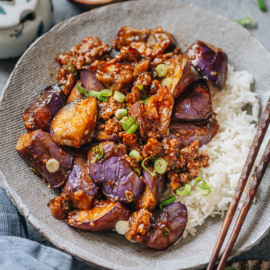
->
[0, 0, 38, 30]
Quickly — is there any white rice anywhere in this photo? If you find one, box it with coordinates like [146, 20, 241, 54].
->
[162, 64, 265, 239]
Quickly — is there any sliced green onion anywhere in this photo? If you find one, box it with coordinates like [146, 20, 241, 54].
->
[91, 143, 104, 163]
[77, 84, 89, 96]
[136, 85, 147, 100]
[30, 167, 40, 176]
[165, 128, 170, 137]
[161, 77, 172, 88]
[194, 177, 213, 196]
[154, 158, 167, 174]
[115, 109, 128, 120]
[156, 64, 168, 77]
[114, 91, 126, 102]
[232, 16, 256, 28]
[77, 85, 108, 101]
[129, 150, 141, 163]
[120, 116, 129, 130]
[176, 184, 191, 196]
[133, 167, 141, 176]
[140, 97, 151, 105]
[206, 182, 216, 194]
[126, 122, 139, 134]
[46, 159, 59, 173]
[65, 64, 78, 76]
[115, 221, 129, 235]
[257, 0, 266, 11]
[162, 226, 170, 236]
[100, 89, 112, 97]
[122, 116, 135, 130]
[159, 195, 176, 210]
[141, 157, 156, 177]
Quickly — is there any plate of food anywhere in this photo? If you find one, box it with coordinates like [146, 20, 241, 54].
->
[1, 1, 270, 269]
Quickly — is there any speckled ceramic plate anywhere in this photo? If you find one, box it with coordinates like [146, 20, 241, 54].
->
[1, 1, 270, 269]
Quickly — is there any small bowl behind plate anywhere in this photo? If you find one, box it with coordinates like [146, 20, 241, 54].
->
[68, 0, 122, 10]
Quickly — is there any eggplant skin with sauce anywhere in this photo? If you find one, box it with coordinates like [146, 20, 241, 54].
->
[50, 97, 98, 148]
[88, 141, 145, 203]
[172, 79, 213, 122]
[185, 40, 228, 89]
[169, 117, 219, 148]
[63, 152, 99, 210]
[133, 166, 165, 211]
[142, 202, 188, 250]
[15, 130, 74, 188]
[23, 85, 65, 132]
[66, 200, 130, 231]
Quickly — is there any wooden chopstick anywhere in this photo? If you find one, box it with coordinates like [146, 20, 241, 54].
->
[207, 98, 270, 270]
[216, 139, 270, 270]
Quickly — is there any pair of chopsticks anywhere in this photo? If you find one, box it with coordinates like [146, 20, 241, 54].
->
[207, 98, 270, 270]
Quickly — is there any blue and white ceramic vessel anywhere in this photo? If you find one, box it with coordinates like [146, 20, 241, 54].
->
[0, 0, 53, 59]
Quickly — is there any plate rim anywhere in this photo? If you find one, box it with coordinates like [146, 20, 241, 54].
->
[1, 1, 270, 269]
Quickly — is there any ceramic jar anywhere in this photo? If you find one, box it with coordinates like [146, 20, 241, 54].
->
[0, 0, 53, 59]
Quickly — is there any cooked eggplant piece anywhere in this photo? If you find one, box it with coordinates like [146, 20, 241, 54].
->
[66, 200, 130, 231]
[63, 152, 99, 210]
[142, 202, 188, 250]
[15, 130, 74, 188]
[23, 85, 65, 132]
[49, 193, 70, 219]
[94, 130, 119, 143]
[88, 141, 145, 203]
[129, 86, 174, 140]
[80, 68, 105, 91]
[112, 26, 175, 58]
[50, 97, 98, 148]
[66, 82, 83, 104]
[169, 117, 219, 148]
[185, 40, 228, 89]
[133, 166, 165, 211]
[172, 79, 212, 122]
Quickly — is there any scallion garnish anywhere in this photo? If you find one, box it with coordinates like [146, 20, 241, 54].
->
[232, 16, 256, 28]
[140, 97, 151, 105]
[115, 108, 128, 120]
[136, 85, 148, 100]
[159, 195, 176, 210]
[77, 85, 110, 101]
[65, 64, 78, 76]
[161, 77, 172, 88]
[129, 150, 142, 163]
[91, 143, 104, 163]
[257, 0, 266, 11]
[156, 64, 168, 77]
[153, 158, 167, 174]
[113, 91, 126, 102]
[120, 116, 129, 130]
[176, 184, 191, 196]
[194, 177, 214, 196]
[30, 167, 40, 176]
[162, 226, 170, 236]
[133, 167, 141, 176]
[122, 116, 135, 130]
[141, 157, 156, 177]
[126, 122, 140, 134]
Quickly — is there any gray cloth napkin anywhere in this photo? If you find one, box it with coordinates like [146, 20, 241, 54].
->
[0, 187, 90, 270]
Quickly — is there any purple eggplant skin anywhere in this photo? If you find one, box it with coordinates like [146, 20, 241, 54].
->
[88, 141, 145, 203]
[185, 41, 228, 89]
[15, 130, 74, 188]
[66, 200, 130, 231]
[22, 85, 65, 132]
[142, 202, 188, 250]
[80, 68, 105, 91]
[172, 79, 212, 122]
[169, 117, 219, 148]
[133, 166, 165, 211]
[63, 152, 99, 210]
